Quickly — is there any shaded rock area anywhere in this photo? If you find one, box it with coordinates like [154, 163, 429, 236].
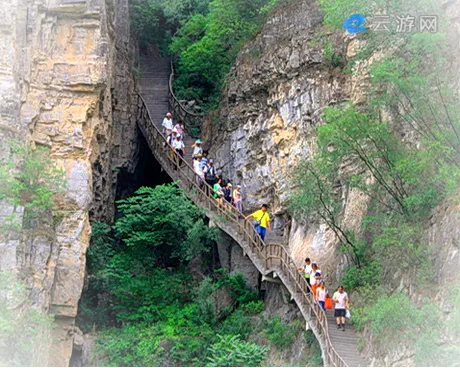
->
[0, 0, 139, 365]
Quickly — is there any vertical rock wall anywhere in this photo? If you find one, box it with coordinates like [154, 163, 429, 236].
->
[0, 0, 139, 365]
[203, 0, 357, 284]
[206, 0, 460, 364]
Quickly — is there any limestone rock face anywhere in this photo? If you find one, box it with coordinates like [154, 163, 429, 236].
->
[204, 0, 356, 283]
[0, 0, 139, 365]
[206, 0, 460, 364]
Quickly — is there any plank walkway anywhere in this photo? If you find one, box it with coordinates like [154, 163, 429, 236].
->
[137, 55, 366, 367]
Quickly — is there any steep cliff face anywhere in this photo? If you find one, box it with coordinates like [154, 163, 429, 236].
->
[204, 0, 363, 284]
[0, 0, 139, 365]
[205, 0, 460, 364]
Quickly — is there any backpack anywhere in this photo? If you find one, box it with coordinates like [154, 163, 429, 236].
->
[205, 166, 216, 180]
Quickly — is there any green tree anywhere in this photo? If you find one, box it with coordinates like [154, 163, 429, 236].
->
[170, 0, 281, 109]
[0, 141, 66, 229]
[115, 184, 217, 263]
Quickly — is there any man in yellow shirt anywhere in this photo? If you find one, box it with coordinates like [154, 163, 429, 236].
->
[245, 204, 271, 242]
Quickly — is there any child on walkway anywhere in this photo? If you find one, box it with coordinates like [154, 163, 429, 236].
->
[316, 281, 328, 311]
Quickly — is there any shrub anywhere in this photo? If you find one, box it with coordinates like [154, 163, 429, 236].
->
[115, 184, 217, 263]
[264, 316, 302, 350]
[242, 300, 265, 315]
[205, 334, 268, 367]
[0, 141, 66, 228]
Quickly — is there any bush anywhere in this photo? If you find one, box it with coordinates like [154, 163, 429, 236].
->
[242, 300, 265, 315]
[0, 141, 66, 228]
[264, 316, 302, 350]
[205, 334, 268, 367]
[353, 292, 440, 353]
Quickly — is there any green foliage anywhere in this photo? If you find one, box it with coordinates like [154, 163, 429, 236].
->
[241, 300, 265, 314]
[170, 0, 282, 109]
[0, 272, 54, 366]
[264, 316, 302, 350]
[205, 334, 268, 367]
[115, 184, 217, 262]
[129, 0, 211, 51]
[353, 292, 439, 351]
[0, 141, 66, 228]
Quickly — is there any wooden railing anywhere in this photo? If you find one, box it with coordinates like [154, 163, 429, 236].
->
[137, 93, 348, 367]
[168, 59, 203, 139]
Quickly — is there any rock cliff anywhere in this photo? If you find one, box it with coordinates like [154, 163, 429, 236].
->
[205, 0, 460, 364]
[0, 0, 139, 365]
[203, 0, 357, 283]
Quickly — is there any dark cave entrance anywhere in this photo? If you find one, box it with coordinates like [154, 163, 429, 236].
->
[115, 127, 172, 201]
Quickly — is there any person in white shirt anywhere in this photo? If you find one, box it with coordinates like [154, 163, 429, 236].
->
[233, 185, 242, 212]
[162, 112, 173, 136]
[191, 139, 203, 159]
[297, 258, 313, 293]
[193, 155, 204, 186]
[171, 134, 185, 167]
[333, 285, 349, 331]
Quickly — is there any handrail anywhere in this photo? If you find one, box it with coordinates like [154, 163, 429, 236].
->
[168, 58, 204, 138]
[136, 93, 348, 367]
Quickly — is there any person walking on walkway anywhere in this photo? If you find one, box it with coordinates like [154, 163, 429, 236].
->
[200, 151, 208, 170]
[192, 139, 203, 160]
[333, 285, 349, 331]
[223, 183, 233, 204]
[174, 120, 185, 140]
[212, 178, 224, 206]
[193, 155, 204, 186]
[162, 112, 173, 136]
[233, 185, 242, 212]
[171, 134, 185, 167]
[245, 204, 271, 242]
[310, 263, 321, 299]
[204, 159, 217, 187]
[316, 281, 328, 311]
[297, 258, 312, 293]
[166, 131, 177, 160]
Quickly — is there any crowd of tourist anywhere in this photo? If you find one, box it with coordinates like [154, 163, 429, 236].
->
[162, 112, 244, 213]
[298, 258, 350, 331]
[163, 112, 349, 329]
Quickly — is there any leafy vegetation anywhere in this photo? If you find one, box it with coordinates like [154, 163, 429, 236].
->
[0, 141, 66, 229]
[170, 0, 281, 109]
[129, 0, 282, 110]
[115, 185, 217, 263]
[0, 272, 54, 366]
[290, 0, 460, 362]
[264, 316, 303, 350]
[80, 184, 317, 366]
[205, 334, 268, 367]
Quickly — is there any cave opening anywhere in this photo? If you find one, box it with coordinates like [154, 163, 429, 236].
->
[115, 127, 172, 201]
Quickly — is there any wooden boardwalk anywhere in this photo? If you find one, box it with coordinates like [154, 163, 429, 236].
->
[138, 56, 366, 367]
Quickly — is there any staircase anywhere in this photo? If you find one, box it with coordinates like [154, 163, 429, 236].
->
[137, 56, 366, 367]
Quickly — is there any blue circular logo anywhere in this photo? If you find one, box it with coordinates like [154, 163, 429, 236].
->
[343, 14, 367, 34]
